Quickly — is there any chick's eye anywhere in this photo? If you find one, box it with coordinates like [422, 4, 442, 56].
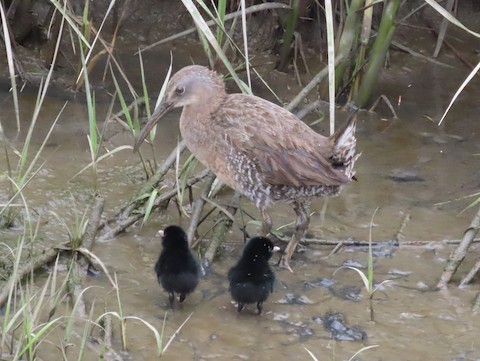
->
[175, 86, 185, 95]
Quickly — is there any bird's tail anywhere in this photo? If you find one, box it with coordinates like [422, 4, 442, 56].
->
[330, 113, 360, 180]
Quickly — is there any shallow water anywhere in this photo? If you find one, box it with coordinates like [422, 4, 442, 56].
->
[2, 33, 480, 361]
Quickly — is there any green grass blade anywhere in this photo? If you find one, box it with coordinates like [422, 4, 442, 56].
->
[425, 0, 480, 38]
[304, 347, 319, 361]
[143, 188, 159, 226]
[240, 0, 251, 89]
[347, 345, 379, 361]
[76, 300, 96, 361]
[138, 49, 151, 119]
[110, 69, 134, 130]
[49, 0, 91, 49]
[123, 316, 163, 356]
[183, 0, 251, 94]
[438, 61, 480, 125]
[18, 317, 64, 359]
[0, 2, 20, 130]
[324, 0, 335, 135]
[162, 312, 193, 354]
[333, 266, 370, 292]
[70, 145, 133, 180]
[368, 207, 380, 293]
[145, 57, 174, 143]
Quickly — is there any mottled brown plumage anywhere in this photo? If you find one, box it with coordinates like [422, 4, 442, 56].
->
[134, 65, 359, 271]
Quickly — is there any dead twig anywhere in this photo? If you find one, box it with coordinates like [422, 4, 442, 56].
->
[297, 237, 480, 247]
[98, 142, 186, 236]
[80, 195, 105, 265]
[286, 55, 346, 112]
[394, 213, 411, 243]
[138, 2, 291, 53]
[0, 246, 65, 309]
[436, 205, 480, 290]
[368, 95, 398, 118]
[473, 291, 480, 314]
[99, 168, 210, 241]
[187, 172, 216, 246]
[202, 193, 240, 267]
[459, 258, 480, 288]
[67, 195, 105, 319]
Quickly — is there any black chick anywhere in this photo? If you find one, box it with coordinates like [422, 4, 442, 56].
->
[228, 236, 276, 314]
[155, 225, 200, 306]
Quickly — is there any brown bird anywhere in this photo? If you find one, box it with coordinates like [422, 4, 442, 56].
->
[134, 65, 358, 271]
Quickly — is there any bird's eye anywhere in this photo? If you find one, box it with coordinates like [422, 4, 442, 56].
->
[175, 86, 185, 95]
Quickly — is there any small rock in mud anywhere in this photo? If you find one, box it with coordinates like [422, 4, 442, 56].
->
[388, 268, 412, 277]
[416, 281, 430, 291]
[372, 247, 396, 257]
[420, 131, 465, 145]
[303, 277, 335, 290]
[233, 354, 249, 360]
[342, 259, 364, 268]
[87, 268, 101, 276]
[273, 312, 290, 321]
[296, 325, 315, 340]
[329, 285, 362, 302]
[277, 293, 316, 305]
[284, 321, 315, 341]
[314, 312, 367, 341]
[354, 240, 398, 258]
[389, 168, 425, 182]
[297, 295, 315, 304]
[53, 263, 69, 272]
[400, 312, 425, 319]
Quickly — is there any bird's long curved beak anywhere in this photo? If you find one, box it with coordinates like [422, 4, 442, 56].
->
[133, 100, 174, 152]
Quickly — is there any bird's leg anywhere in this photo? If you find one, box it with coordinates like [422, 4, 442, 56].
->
[279, 200, 310, 272]
[179, 293, 186, 303]
[261, 209, 272, 236]
[237, 303, 245, 313]
[256, 301, 263, 315]
[168, 292, 175, 306]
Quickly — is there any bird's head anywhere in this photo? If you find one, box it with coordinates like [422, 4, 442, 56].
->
[133, 65, 225, 152]
[161, 225, 188, 249]
[243, 236, 277, 261]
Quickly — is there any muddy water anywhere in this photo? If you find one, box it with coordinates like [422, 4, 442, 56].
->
[2, 50, 480, 360]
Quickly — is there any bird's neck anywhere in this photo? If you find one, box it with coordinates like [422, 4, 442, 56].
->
[180, 93, 226, 130]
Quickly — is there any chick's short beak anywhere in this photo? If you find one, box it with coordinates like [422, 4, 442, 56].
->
[133, 100, 173, 152]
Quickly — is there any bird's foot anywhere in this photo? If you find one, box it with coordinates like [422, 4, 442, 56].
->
[237, 303, 245, 313]
[278, 257, 293, 273]
[256, 301, 263, 315]
[168, 293, 175, 307]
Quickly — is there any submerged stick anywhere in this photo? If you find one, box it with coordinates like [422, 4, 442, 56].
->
[291, 237, 480, 247]
[106, 141, 185, 222]
[187, 172, 216, 246]
[436, 206, 480, 290]
[286, 55, 345, 112]
[0, 247, 63, 308]
[459, 258, 480, 288]
[99, 168, 210, 241]
[67, 195, 105, 318]
[98, 141, 186, 237]
[473, 291, 480, 314]
[80, 195, 105, 266]
[202, 193, 240, 267]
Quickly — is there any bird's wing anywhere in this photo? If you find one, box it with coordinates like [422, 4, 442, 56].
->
[248, 142, 350, 187]
[223, 95, 350, 187]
